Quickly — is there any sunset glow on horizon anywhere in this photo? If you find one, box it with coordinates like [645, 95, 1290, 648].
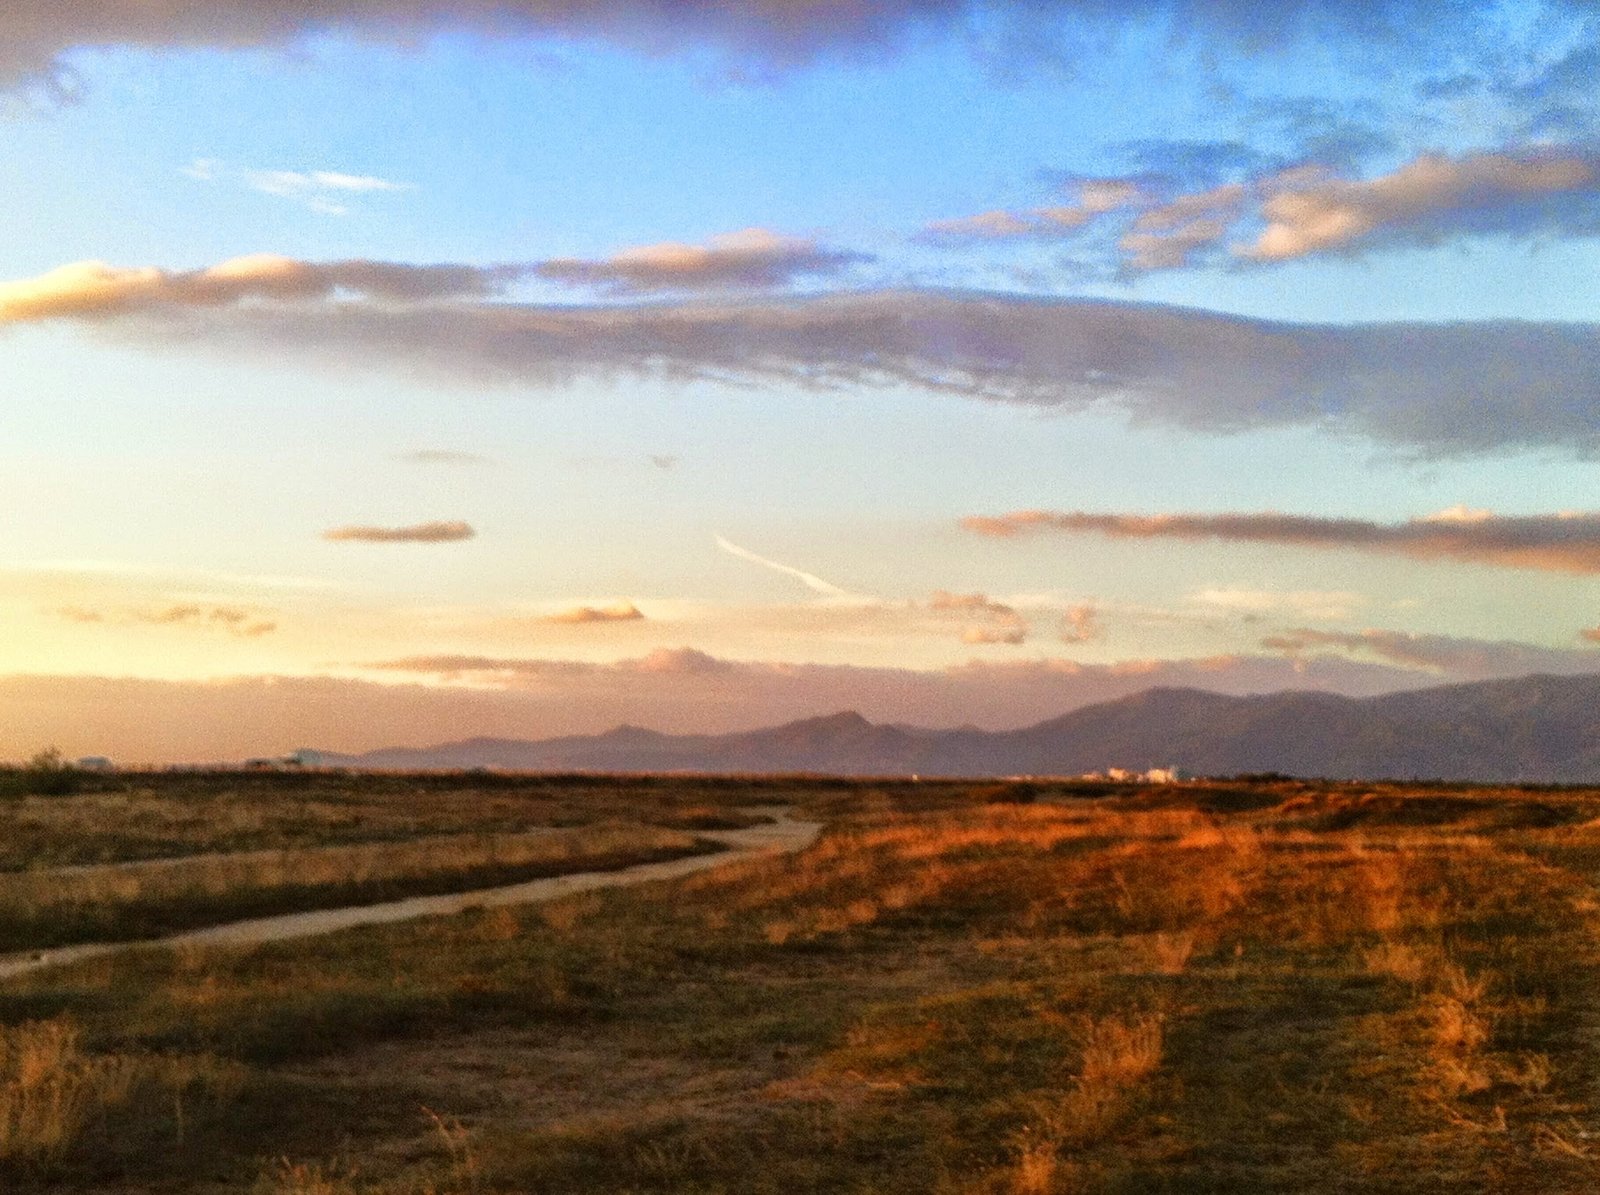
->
[5, 1, 1600, 760]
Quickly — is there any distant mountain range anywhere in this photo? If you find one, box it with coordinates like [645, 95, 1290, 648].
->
[315, 672, 1600, 783]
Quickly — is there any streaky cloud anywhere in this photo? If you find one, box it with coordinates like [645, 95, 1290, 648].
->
[962, 508, 1600, 574]
[398, 449, 491, 466]
[924, 178, 1141, 242]
[535, 229, 868, 294]
[1261, 626, 1600, 678]
[0, 255, 517, 323]
[938, 146, 1600, 272]
[545, 601, 646, 624]
[52, 603, 276, 637]
[323, 520, 476, 544]
[715, 535, 864, 600]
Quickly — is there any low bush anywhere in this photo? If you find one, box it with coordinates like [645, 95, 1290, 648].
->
[3, 750, 81, 799]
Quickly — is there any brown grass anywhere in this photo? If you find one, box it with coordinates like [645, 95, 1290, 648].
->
[0, 1017, 242, 1163]
[0, 822, 701, 952]
[4, 776, 1600, 1192]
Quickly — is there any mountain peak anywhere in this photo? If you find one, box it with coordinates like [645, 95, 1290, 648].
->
[786, 710, 871, 731]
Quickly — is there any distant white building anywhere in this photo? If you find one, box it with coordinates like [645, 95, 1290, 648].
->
[76, 756, 114, 772]
[1091, 765, 1189, 784]
[287, 748, 325, 768]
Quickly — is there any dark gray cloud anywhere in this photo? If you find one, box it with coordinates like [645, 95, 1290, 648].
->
[1, 1, 1587, 87]
[101, 285, 1600, 458]
[323, 520, 476, 543]
[963, 509, 1600, 574]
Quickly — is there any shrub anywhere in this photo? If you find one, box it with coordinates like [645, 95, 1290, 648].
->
[16, 748, 81, 797]
[0, 748, 83, 798]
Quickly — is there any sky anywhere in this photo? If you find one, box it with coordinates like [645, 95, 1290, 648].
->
[3, 0, 1600, 760]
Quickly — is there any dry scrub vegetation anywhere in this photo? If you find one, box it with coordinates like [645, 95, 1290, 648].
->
[3, 774, 1600, 1191]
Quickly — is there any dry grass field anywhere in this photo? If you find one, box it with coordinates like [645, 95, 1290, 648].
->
[0, 769, 773, 870]
[3, 772, 1600, 1191]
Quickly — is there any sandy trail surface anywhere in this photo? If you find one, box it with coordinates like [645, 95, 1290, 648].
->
[0, 808, 820, 982]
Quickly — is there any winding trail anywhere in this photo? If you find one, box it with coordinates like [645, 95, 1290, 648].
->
[0, 809, 820, 983]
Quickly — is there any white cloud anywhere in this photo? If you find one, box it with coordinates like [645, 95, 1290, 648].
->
[1191, 587, 1368, 621]
[185, 158, 413, 216]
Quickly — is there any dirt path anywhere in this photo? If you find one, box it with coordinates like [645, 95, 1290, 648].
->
[0, 809, 820, 982]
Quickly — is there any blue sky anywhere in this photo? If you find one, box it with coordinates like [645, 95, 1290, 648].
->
[3, 1, 1600, 758]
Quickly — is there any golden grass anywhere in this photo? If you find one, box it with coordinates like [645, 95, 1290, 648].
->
[260, 1159, 360, 1195]
[0, 1017, 242, 1162]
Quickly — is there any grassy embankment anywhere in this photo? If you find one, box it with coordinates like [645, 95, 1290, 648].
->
[0, 821, 710, 953]
[0, 770, 788, 950]
[0, 769, 777, 870]
[4, 776, 1600, 1191]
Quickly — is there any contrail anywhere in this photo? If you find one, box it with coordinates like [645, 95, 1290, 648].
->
[714, 535, 862, 600]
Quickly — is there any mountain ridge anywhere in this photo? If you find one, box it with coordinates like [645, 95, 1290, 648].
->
[315, 671, 1600, 783]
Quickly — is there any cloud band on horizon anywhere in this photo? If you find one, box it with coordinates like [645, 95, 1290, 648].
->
[1260, 625, 1600, 676]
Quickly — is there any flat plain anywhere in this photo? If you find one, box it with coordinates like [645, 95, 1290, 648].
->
[2, 769, 1599, 1192]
